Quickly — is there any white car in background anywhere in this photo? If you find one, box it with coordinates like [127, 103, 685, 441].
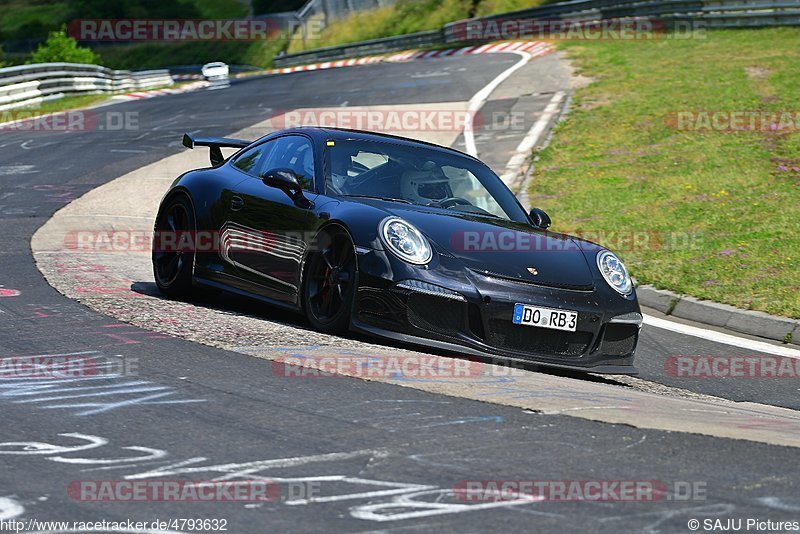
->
[201, 62, 229, 80]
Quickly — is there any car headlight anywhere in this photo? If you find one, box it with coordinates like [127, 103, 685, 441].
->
[596, 250, 632, 295]
[380, 217, 432, 265]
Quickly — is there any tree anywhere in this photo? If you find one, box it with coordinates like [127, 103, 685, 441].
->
[28, 27, 100, 65]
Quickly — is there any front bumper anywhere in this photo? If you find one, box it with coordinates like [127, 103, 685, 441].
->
[351, 248, 641, 375]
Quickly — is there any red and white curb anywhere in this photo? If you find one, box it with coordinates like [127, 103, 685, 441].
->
[389, 40, 551, 61]
[113, 80, 211, 102]
[269, 40, 553, 75]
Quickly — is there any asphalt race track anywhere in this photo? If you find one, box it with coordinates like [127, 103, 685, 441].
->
[1, 53, 799, 533]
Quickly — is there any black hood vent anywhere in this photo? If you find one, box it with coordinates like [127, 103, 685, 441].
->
[469, 268, 595, 292]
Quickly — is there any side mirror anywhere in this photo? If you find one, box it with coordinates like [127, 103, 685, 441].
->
[263, 168, 301, 193]
[529, 207, 551, 229]
[262, 168, 312, 208]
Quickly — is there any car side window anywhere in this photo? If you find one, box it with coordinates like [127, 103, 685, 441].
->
[260, 135, 315, 190]
[233, 142, 273, 176]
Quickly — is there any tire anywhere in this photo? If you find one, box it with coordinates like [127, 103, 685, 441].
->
[152, 193, 195, 299]
[303, 227, 357, 334]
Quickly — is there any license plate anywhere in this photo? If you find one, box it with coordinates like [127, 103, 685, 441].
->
[512, 303, 578, 332]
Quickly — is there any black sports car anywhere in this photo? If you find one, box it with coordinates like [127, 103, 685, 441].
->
[153, 127, 642, 374]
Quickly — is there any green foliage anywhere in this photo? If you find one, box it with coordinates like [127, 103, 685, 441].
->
[97, 38, 287, 70]
[65, 0, 201, 19]
[28, 26, 100, 64]
[0, 1, 70, 41]
[0, 0, 248, 41]
[288, 0, 471, 53]
[474, 0, 549, 16]
[189, 0, 249, 18]
[288, 0, 550, 53]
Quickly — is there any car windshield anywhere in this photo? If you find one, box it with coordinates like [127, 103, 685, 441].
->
[324, 139, 526, 221]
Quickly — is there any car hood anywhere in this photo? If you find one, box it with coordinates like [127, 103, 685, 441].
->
[381, 204, 596, 290]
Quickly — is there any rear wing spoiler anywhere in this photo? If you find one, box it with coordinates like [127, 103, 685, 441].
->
[182, 132, 251, 166]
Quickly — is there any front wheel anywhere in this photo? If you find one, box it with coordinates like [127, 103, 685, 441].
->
[152, 193, 195, 299]
[303, 228, 357, 333]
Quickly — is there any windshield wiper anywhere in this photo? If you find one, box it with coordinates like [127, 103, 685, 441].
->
[340, 195, 413, 204]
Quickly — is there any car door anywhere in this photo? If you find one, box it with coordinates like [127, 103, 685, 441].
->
[210, 140, 273, 283]
[224, 134, 319, 304]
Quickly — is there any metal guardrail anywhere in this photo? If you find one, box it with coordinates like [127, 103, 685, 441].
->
[0, 63, 173, 111]
[274, 0, 800, 67]
[274, 29, 443, 67]
[444, 0, 800, 40]
[702, 0, 800, 27]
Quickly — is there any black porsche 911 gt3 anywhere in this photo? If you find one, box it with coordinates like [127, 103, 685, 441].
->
[153, 127, 642, 374]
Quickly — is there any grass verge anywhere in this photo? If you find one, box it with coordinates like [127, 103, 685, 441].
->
[530, 28, 800, 318]
[287, 0, 551, 54]
[0, 93, 110, 119]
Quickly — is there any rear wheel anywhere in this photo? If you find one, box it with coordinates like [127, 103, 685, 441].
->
[152, 194, 195, 299]
[303, 228, 357, 333]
